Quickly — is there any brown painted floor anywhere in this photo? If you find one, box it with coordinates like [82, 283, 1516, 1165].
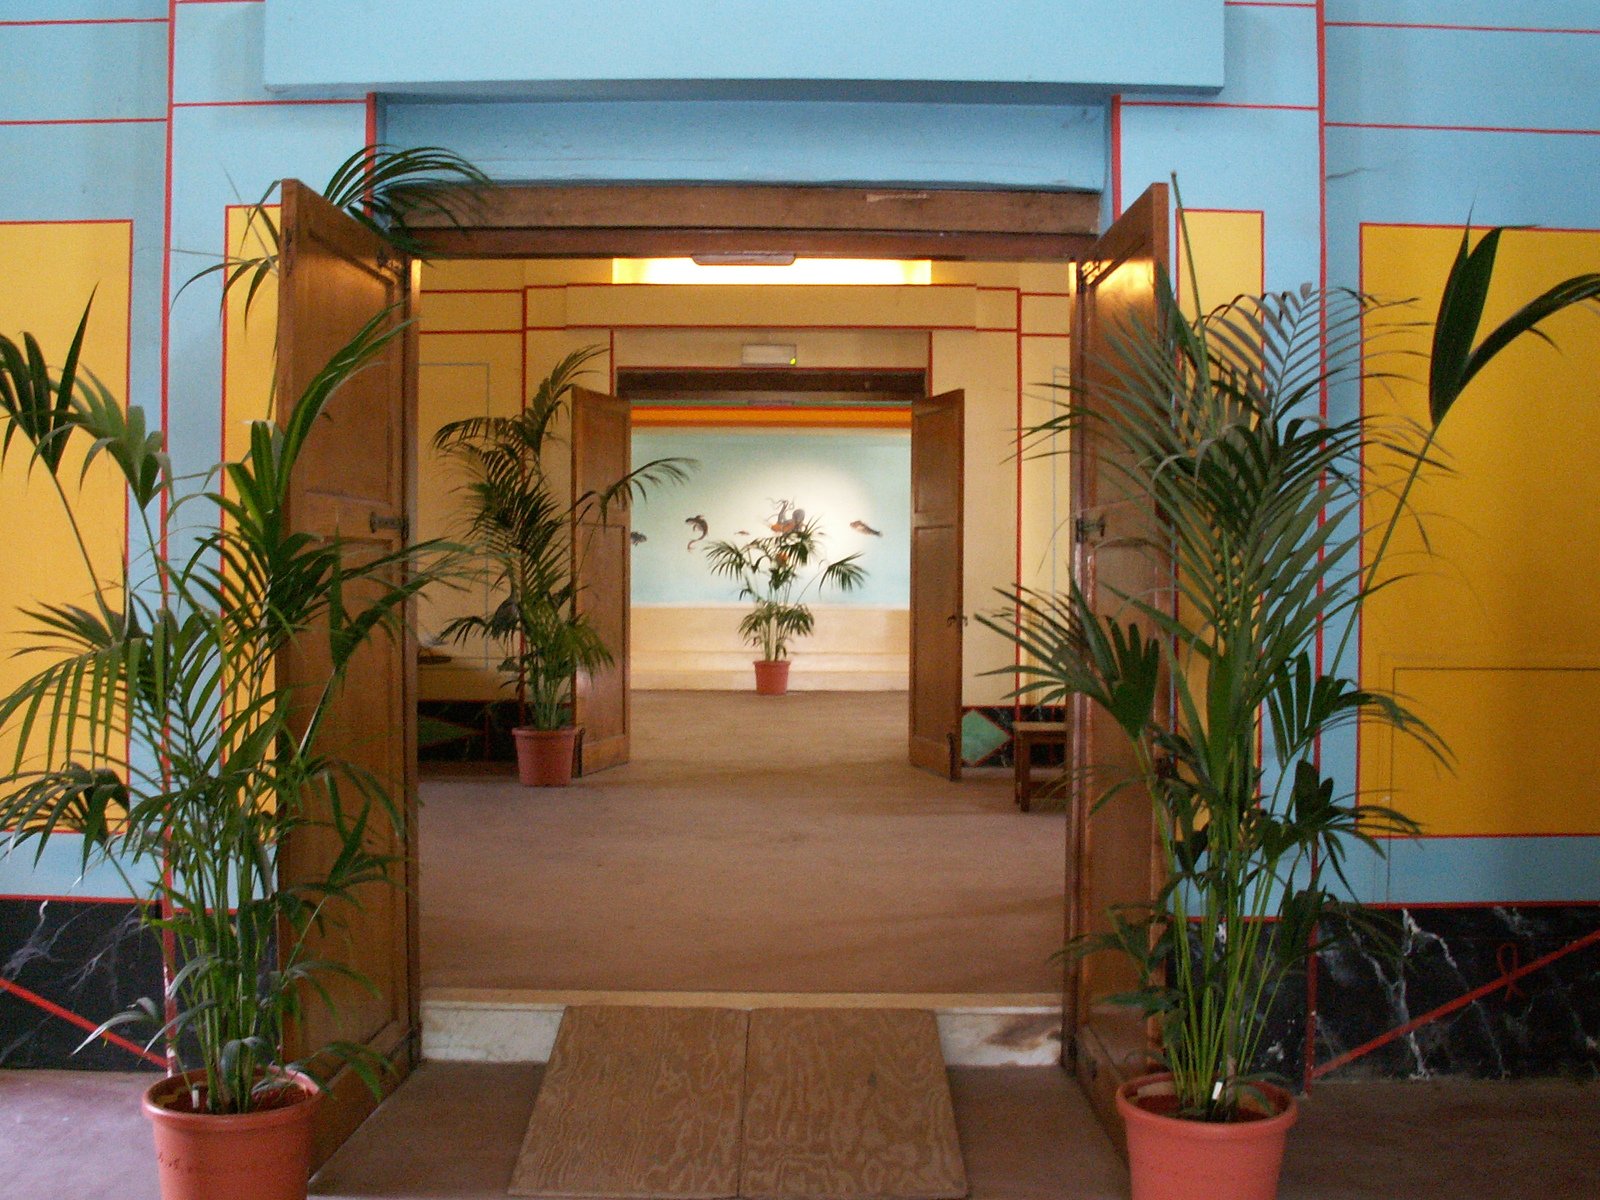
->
[6, 1065, 1597, 1199]
[419, 690, 1068, 994]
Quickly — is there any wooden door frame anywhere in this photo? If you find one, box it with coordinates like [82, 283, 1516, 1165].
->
[402, 183, 1098, 262]
[613, 366, 932, 746]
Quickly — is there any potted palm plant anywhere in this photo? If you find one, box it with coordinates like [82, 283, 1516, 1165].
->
[983, 200, 1600, 1200]
[433, 347, 689, 785]
[0, 306, 440, 1200]
[704, 516, 866, 695]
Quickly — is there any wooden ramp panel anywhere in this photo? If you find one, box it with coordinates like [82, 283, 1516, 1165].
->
[740, 1008, 968, 1200]
[509, 1006, 747, 1199]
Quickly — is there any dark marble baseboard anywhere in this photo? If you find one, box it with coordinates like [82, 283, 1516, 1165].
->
[0, 897, 163, 1072]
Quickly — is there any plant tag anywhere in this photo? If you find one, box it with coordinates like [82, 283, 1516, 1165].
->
[1212, 1081, 1224, 1101]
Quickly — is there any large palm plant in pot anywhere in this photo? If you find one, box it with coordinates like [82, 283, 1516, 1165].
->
[433, 347, 689, 784]
[0, 306, 441, 1200]
[703, 515, 866, 695]
[984, 208, 1600, 1200]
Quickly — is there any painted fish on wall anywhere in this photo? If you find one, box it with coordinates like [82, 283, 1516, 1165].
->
[850, 520, 882, 537]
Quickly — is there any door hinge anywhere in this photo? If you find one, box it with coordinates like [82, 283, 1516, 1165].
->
[1074, 514, 1107, 544]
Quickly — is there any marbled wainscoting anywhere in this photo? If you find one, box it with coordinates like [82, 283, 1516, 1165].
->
[1312, 905, 1600, 1080]
[0, 898, 162, 1072]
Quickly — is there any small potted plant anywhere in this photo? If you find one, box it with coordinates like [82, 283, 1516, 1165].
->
[704, 513, 866, 695]
[0, 308, 437, 1200]
[433, 347, 688, 784]
[984, 198, 1600, 1200]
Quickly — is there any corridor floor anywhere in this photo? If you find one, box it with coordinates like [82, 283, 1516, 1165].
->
[418, 690, 1068, 994]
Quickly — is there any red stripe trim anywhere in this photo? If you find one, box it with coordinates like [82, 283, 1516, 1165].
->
[422, 327, 523, 336]
[1327, 120, 1600, 137]
[1311, 928, 1600, 1079]
[1110, 94, 1123, 219]
[0, 17, 166, 26]
[0, 893, 138, 904]
[172, 98, 366, 109]
[426, 287, 524, 295]
[0, 978, 168, 1068]
[1326, 20, 1600, 36]
[1227, 1, 1316, 7]
[0, 117, 164, 126]
[1123, 100, 1317, 113]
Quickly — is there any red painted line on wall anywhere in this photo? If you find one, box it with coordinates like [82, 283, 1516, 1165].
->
[1310, 927, 1600, 1080]
[428, 287, 525, 296]
[1110, 94, 1123, 220]
[0, 117, 164, 126]
[1327, 120, 1600, 137]
[1372, 830, 1600, 840]
[1020, 332, 1073, 339]
[1013, 289, 1024, 698]
[421, 327, 523, 336]
[0, 977, 169, 1068]
[1227, 2, 1316, 8]
[527, 323, 988, 333]
[1326, 20, 1600, 37]
[172, 98, 365, 109]
[0, 893, 138, 905]
[1123, 100, 1317, 113]
[0, 17, 166, 25]
[520, 289, 529, 402]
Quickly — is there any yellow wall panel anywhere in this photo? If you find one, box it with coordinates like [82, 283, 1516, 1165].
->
[1361, 225, 1600, 835]
[222, 206, 279, 466]
[566, 283, 975, 330]
[975, 288, 1016, 331]
[422, 289, 522, 332]
[0, 221, 132, 766]
[1176, 209, 1265, 317]
[1020, 294, 1071, 335]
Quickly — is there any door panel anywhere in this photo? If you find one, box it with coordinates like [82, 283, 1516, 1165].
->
[276, 180, 418, 1165]
[909, 389, 964, 779]
[1067, 183, 1170, 1143]
[571, 385, 631, 773]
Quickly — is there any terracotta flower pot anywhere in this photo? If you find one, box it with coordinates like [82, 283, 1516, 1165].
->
[1116, 1072, 1298, 1200]
[513, 725, 578, 786]
[753, 659, 791, 695]
[143, 1071, 321, 1200]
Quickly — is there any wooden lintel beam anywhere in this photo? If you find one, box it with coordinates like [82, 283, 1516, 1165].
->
[403, 184, 1100, 237]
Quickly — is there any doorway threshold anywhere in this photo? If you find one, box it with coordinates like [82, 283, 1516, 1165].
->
[422, 988, 1060, 1068]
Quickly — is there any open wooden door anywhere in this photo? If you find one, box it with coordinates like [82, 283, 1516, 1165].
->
[276, 180, 419, 1165]
[908, 389, 964, 779]
[1066, 183, 1171, 1141]
[571, 385, 631, 774]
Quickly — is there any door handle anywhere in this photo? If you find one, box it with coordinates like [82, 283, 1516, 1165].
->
[947, 613, 968, 627]
[369, 510, 408, 537]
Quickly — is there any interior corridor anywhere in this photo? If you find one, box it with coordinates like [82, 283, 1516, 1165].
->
[418, 690, 1067, 995]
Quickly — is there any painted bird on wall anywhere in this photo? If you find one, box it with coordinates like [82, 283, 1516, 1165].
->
[850, 520, 882, 537]
[629, 531, 648, 545]
[685, 515, 709, 551]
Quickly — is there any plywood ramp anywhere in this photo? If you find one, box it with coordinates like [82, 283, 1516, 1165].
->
[741, 1008, 967, 1200]
[510, 1006, 967, 1200]
[509, 1006, 748, 1198]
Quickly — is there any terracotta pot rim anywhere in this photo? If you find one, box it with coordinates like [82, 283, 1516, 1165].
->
[752, 658, 790, 667]
[1115, 1071, 1298, 1139]
[142, 1069, 321, 1131]
[511, 724, 577, 737]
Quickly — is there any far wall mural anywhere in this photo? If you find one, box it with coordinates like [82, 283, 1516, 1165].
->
[629, 428, 911, 608]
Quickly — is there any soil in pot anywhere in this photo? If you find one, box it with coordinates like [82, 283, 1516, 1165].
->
[1116, 1073, 1298, 1200]
[753, 659, 791, 696]
[143, 1071, 321, 1200]
[513, 725, 578, 786]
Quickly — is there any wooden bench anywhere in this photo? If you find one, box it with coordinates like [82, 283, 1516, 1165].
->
[1012, 721, 1070, 812]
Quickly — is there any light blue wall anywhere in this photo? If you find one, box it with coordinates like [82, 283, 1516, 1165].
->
[264, 0, 1223, 97]
[1, 0, 1596, 908]
[631, 429, 910, 608]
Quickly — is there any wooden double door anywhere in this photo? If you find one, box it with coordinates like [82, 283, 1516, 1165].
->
[272, 174, 1168, 1163]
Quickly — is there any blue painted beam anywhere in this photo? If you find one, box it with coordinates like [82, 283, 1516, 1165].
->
[265, 0, 1223, 98]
